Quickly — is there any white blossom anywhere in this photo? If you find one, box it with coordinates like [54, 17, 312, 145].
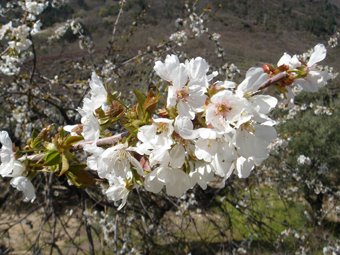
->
[189, 162, 215, 189]
[206, 90, 250, 132]
[0, 131, 36, 202]
[78, 72, 107, 142]
[10, 176, 36, 202]
[155, 55, 212, 119]
[23, 0, 48, 16]
[105, 176, 130, 210]
[144, 166, 192, 197]
[297, 155, 312, 166]
[235, 123, 277, 177]
[236, 67, 269, 96]
[174, 116, 198, 140]
[279, 44, 332, 92]
[136, 118, 174, 156]
[98, 143, 144, 179]
[154, 54, 180, 82]
[0, 131, 24, 177]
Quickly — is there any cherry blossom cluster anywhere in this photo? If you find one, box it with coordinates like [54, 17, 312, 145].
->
[0, 43, 335, 209]
[168, 4, 209, 47]
[0, 0, 66, 75]
[48, 19, 94, 53]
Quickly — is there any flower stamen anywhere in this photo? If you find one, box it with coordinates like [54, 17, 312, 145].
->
[216, 102, 232, 118]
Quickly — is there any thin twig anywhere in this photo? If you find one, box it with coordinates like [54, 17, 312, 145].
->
[107, 0, 126, 56]
[258, 71, 289, 91]
[73, 131, 128, 149]
[82, 192, 95, 255]
[19, 131, 128, 162]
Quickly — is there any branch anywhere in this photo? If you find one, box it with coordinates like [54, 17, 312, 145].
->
[107, 0, 126, 56]
[73, 131, 128, 149]
[258, 71, 289, 91]
[19, 132, 128, 162]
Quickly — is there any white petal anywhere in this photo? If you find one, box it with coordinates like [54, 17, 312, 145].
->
[189, 163, 214, 190]
[187, 87, 206, 110]
[290, 55, 302, 68]
[277, 52, 292, 66]
[195, 139, 217, 162]
[11, 161, 25, 177]
[0, 131, 14, 164]
[237, 67, 269, 94]
[165, 169, 191, 197]
[236, 157, 254, 178]
[177, 101, 195, 119]
[79, 112, 100, 141]
[308, 44, 326, 67]
[236, 125, 276, 163]
[170, 144, 186, 168]
[105, 177, 129, 210]
[220, 80, 236, 89]
[10, 176, 36, 202]
[144, 169, 164, 193]
[196, 128, 217, 139]
[172, 64, 188, 89]
[185, 57, 209, 81]
[174, 116, 198, 139]
[154, 55, 180, 81]
[167, 86, 177, 107]
[250, 95, 278, 115]
[212, 154, 234, 178]
[138, 124, 157, 143]
[129, 154, 145, 176]
[89, 72, 107, 110]
[149, 148, 170, 167]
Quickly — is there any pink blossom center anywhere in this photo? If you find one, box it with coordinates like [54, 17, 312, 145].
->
[176, 88, 189, 101]
[215, 102, 232, 118]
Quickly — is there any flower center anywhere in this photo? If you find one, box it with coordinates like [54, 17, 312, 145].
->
[156, 123, 169, 134]
[216, 102, 232, 117]
[240, 121, 255, 133]
[176, 88, 189, 101]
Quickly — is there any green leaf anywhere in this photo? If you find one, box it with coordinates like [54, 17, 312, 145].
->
[31, 129, 39, 140]
[131, 120, 144, 128]
[44, 150, 61, 166]
[64, 136, 83, 146]
[59, 154, 70, 176]
[133, 89, 146, 105]
[65, 166, 96, 188]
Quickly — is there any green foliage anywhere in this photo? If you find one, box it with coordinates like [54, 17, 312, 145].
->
[40, 5, 74, 27]
[217, 186, 308, 243]
[278, 89, 340, 179]
[303, 16, 337, 37]
[122, 89, 159, 136]
[65, 164, 96, 188]
[44, 149, 61, 166]
[98, 4, 120, 17]
[215, 0, 339, 36]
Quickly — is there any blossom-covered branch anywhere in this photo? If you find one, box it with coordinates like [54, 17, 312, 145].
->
[0, 42, 336, 209]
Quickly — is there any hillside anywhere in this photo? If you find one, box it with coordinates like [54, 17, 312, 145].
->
[34, 0, 340, 75]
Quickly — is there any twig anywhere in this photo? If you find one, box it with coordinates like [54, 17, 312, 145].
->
[55, 214, 87, 254]
[19, 131, 128, 162]
[73, 131, 128, 149]
[107, 0, 126, 56]
[82, 192, 95, 255]
[29, 33, 37, 84]
[258, 71, 289, 91]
